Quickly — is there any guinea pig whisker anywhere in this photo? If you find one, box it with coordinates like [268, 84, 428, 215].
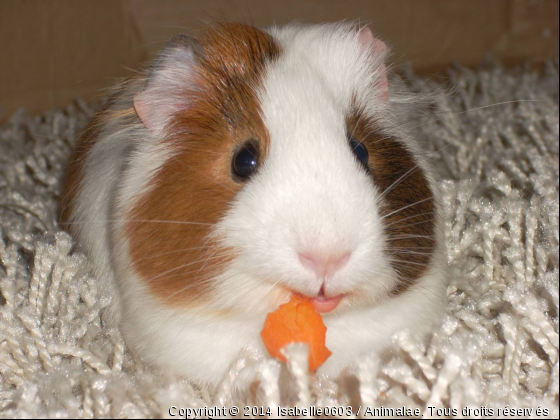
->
[396, 280, 442, 301]
[386, 219, 435, 231]
[387, 258, 432, 268]
[354, 265, 395, 281]
[385, 249, 434, 256]
[387, 256, 432, 265]
[128, 267, 221, 306]
[141, 254, 225, 284]
[376, 142, 455, 202]
[366, 133, 397, 145]
[388, 254, 433, 262]
[159, 258, 237, 306]
[436, 100, 541, 118]
[159, 274, 217, 301]
[383, 211, 436, 227]
[378, 165, 422, 200]
[141, 269, 214, 285]
[380, 196, 435, 220]
[390, 263, 431, 271]
[386, 246, 436, 250]
[192, 249, 220, 284]
[348, 109, 369, 141]
[133, 245, 215, 263]
[384, 99, 539, 134]
[390, 233, 434, 239]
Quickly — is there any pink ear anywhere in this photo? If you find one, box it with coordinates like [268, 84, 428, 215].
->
[133, 35, 198, 135]
[133, 93, 154, 130]
[358, 27, 389, 102]
[133, 89, 186, 134]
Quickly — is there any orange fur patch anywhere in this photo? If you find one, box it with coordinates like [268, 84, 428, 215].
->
[126, 23, 280, 306]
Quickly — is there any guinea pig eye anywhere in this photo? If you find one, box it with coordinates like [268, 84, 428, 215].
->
[232, 142, 259, 180]
[349, 137, 369, 169]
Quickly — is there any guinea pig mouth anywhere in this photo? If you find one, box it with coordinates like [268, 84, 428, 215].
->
[309, 286, 344, 314]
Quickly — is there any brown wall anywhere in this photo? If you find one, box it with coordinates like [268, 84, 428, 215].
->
[1, 0, 558, 122]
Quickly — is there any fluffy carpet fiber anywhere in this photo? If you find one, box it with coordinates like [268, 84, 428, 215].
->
[0, 61, 558, 418]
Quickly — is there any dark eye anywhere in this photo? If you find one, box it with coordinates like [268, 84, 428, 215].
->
[349, 137, 369, 169]
[232, 142, 259, 180]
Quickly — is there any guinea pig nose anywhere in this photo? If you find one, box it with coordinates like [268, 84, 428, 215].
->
[298, 252, 351, 279]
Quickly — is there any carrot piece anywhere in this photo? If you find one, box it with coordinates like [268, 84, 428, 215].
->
[260, 295, 331, 371]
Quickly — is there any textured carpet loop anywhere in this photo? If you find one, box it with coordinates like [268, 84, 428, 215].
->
[395, 330, 438, 383]
[257, 359, 282, 411]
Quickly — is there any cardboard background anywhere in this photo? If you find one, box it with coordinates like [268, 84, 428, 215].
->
[1, 0, 558, 122]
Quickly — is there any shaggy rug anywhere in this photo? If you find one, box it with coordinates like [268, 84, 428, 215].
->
[0, 60, 558, 418]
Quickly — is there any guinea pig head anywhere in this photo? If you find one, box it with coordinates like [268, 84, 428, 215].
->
[125, 23, 436, 316]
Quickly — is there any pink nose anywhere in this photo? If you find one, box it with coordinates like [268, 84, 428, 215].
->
[298, 252, 351, 279]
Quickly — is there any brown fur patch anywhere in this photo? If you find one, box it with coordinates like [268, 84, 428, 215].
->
[126, 23, 280, 305]
[347, 111, 436, 294]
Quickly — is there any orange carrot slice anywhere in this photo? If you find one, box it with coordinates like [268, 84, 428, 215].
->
[260, 295, 331, 371]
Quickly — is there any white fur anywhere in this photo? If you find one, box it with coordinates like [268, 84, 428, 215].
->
[71, 23, 446, 388]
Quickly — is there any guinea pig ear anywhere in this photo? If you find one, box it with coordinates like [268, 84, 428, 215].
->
[358, 27, 389, 102]
[133, 35, 200, 135]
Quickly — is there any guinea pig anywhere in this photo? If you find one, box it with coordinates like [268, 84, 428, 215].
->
[59, 22, 446, 386]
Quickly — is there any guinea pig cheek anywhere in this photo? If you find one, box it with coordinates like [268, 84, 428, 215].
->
[122, 114, 262, 313]
[123, 154, 236, 311]
[123, 24, 281, 313]
[346, 112, 437, 297]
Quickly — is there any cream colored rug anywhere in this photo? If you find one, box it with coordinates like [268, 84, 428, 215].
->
[0, 61, 558, 418]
